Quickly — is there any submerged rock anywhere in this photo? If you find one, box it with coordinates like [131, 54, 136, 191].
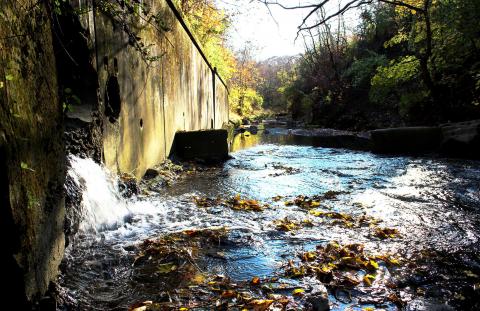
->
[406, 299, 455, 311]
[119, 174, 139, 198]
[305, 282, 330, 311]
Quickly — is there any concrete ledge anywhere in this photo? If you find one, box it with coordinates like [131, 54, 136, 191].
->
[173, 129, 229, 162]
[370, 127, 443, 154]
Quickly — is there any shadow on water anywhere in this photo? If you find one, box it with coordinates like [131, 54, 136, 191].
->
[61, 128, 480, 310]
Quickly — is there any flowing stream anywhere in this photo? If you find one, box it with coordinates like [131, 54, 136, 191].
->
[60, 129, 480, 310]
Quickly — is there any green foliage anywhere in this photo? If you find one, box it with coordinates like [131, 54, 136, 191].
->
[344, 52, 387, 88]
[20, 162, 35, 172]
[370, 55, 421, 103]
[257, 56, 298, 113]
[174, 0, 235, 81]
[229, 87, 263, 117]
[62, 87, 81, 113]
[27, 191, 40, 210]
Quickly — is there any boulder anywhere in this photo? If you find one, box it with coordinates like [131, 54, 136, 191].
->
[370, 126, 442, 154]
[290, 128, 373, 151]
[439, 120, 480, 158]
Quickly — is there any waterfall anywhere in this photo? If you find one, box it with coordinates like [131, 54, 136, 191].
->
[67, 155, 131, 233]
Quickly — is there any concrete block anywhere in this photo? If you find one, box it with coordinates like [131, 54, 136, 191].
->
[173, 129, 229, 162]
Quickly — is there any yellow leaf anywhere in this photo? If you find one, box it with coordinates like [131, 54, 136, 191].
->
[366, 259, 379, 270]
[251, 276, 261, 285]
[157, 262, 177, 274]
[249, 299, 274, 311]
[302, 251, 316, 261]
[309, 210, 324, 217]
[191, 273, 205, 284]
[363, 274, 376, 286]
[292, 288, 305, 296]
[387, 258, 400, 265]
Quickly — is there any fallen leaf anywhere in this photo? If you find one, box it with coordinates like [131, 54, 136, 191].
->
[157, 262, 177, 274]
[366, 259, 379, 270]
[363, 274, 376, 286]
[292, 288, 305, 296]
[221, 290, 236, 298]
[249, 299, 274, 311]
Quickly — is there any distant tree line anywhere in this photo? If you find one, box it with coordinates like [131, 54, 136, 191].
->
[258, 0, 480, 129]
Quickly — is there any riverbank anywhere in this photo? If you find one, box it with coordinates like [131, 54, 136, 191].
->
[235, 119, 480, 159]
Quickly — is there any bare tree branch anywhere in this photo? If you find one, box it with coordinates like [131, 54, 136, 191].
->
[258, 0, 426, 38]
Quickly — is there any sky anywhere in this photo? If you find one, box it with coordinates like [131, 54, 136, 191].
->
[215, 0, 362, 60]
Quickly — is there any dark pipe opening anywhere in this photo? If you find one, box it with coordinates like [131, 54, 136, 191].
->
[105, 76, 121, 123]
[103, 56, 108, 69]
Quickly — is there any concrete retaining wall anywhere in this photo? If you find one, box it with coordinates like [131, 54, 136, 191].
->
[89, 0, 229, 178]
[0, 1, 65, 306]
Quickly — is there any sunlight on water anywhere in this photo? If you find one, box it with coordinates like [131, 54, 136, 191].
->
[62, 135, 480, 310]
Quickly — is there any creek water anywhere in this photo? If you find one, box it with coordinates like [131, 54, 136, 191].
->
[61, 129, 480, 310]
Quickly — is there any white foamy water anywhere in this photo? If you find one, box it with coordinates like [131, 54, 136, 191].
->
[68, 156, 132, 232]
[66, 155, 248, 240]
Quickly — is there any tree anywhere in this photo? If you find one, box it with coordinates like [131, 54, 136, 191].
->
[174, 0, 236, 80]
[259, 0, 438, 105]
[257, 56, 298, 113]
[229, 43, 263, 117]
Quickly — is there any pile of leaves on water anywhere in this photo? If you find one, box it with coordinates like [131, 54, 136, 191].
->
[194, 194, 269, 212]
[274, 217, 314, 232]
[308, 209, 387, 232]
[129, 227, 323, 310]
[282, 191, 345, 208]
[128, 275, 310, 311]
[284, 241, 405, 306]
[273, 209, 398, 239]
[268, 164, 301, 177]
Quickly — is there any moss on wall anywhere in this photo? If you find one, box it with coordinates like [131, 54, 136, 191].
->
[0, 0, 65, 306]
